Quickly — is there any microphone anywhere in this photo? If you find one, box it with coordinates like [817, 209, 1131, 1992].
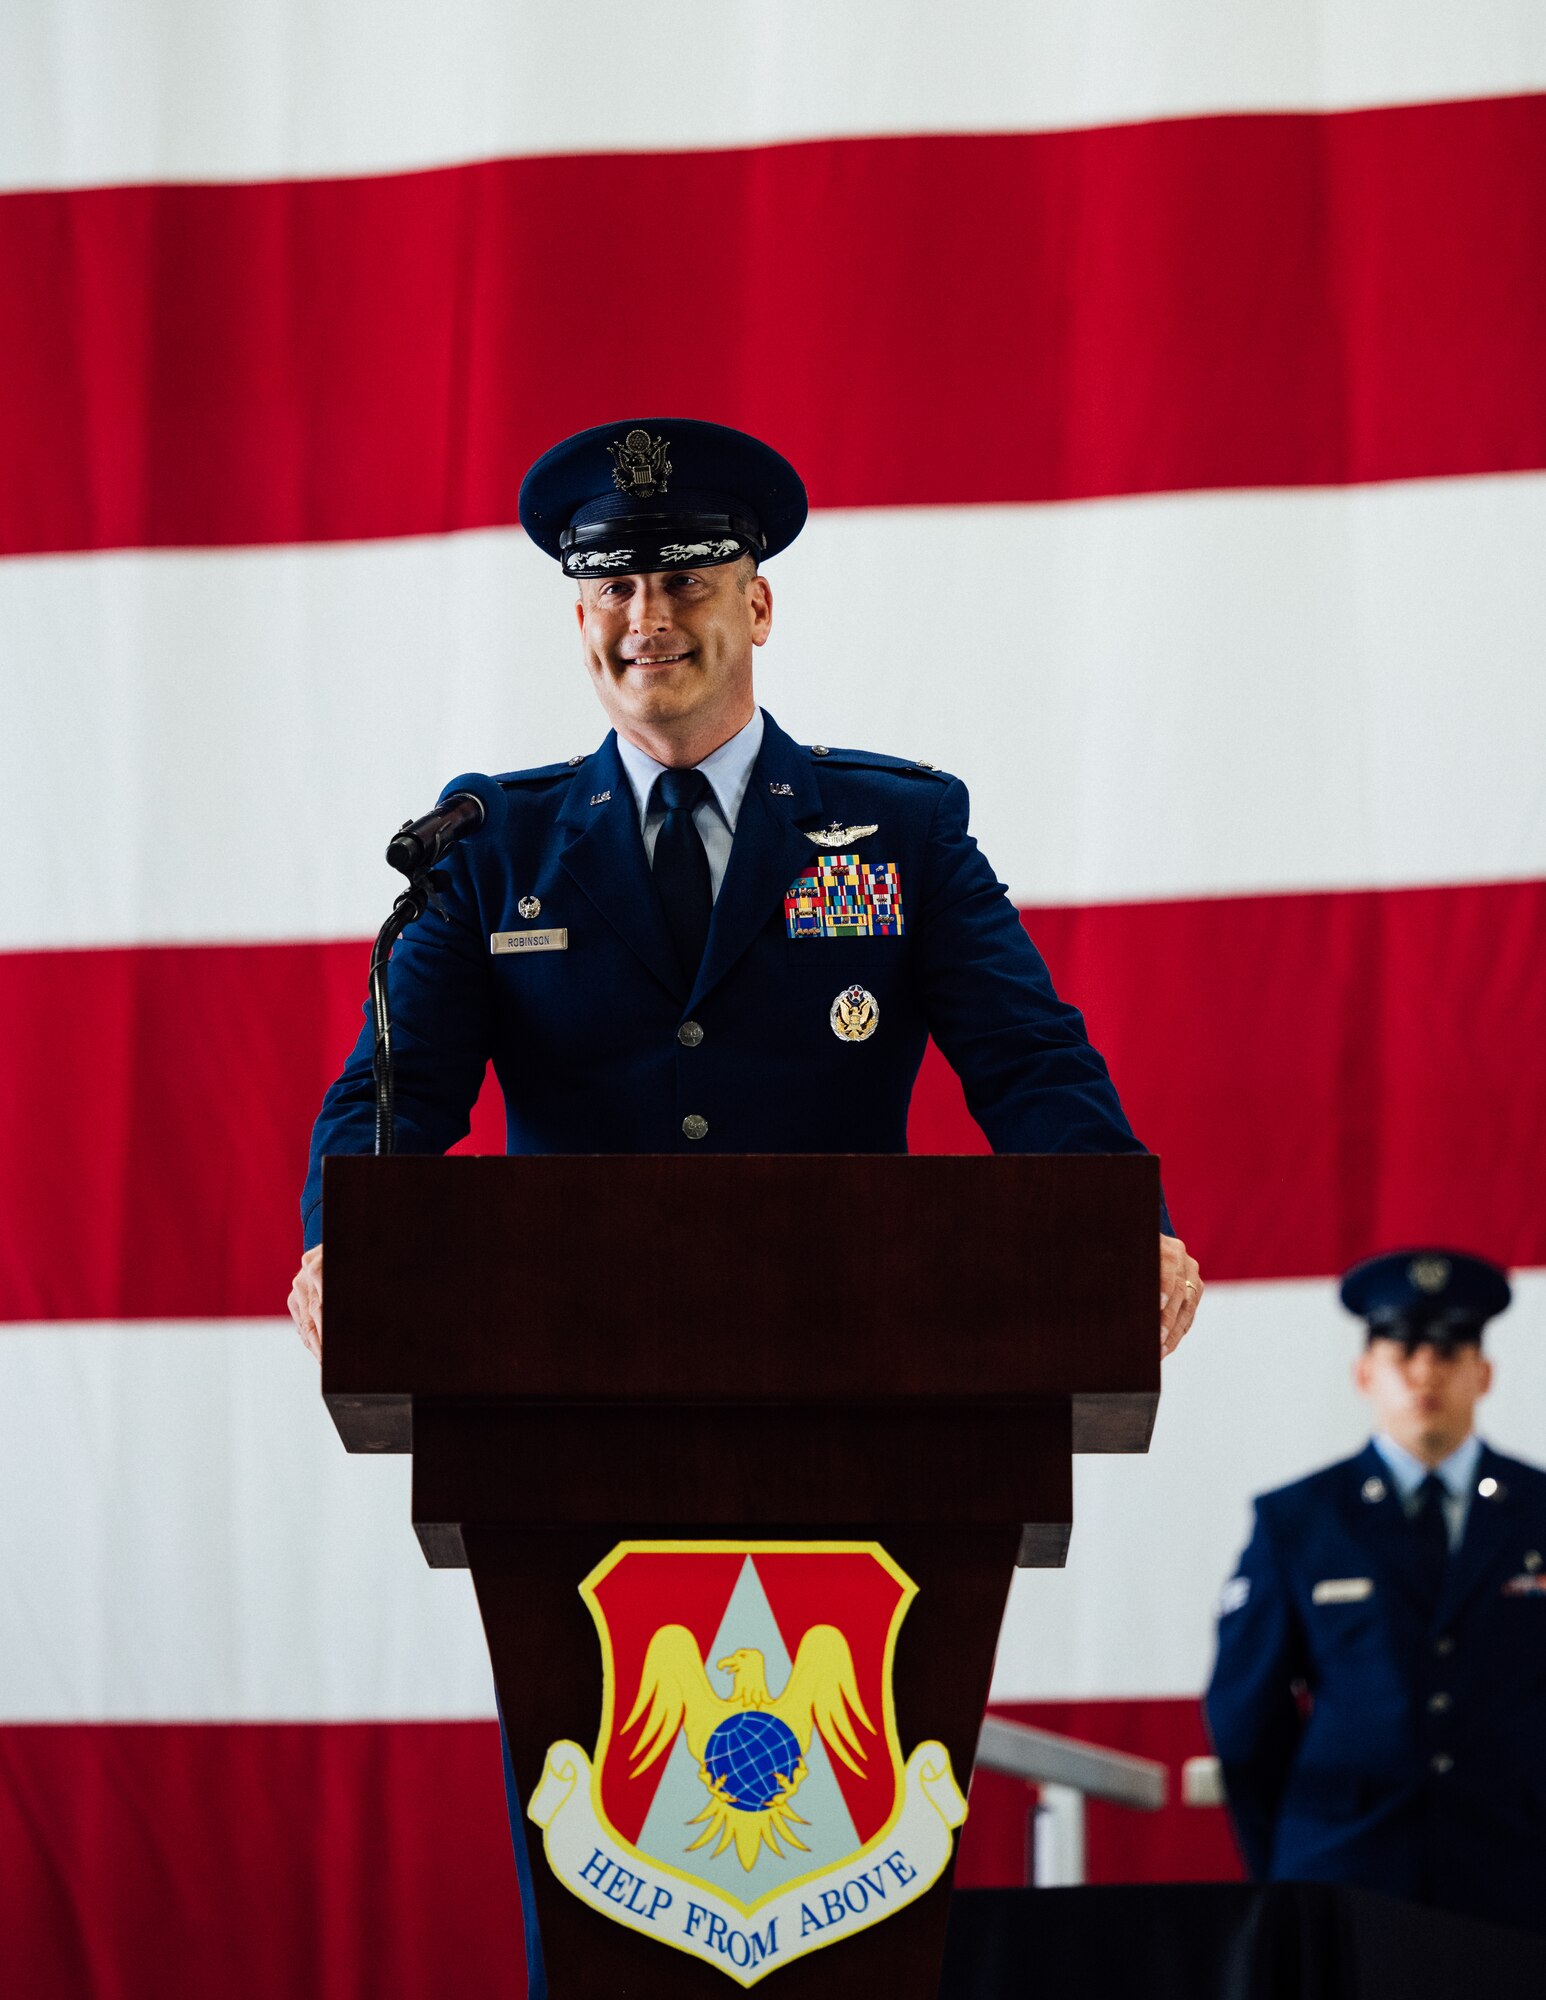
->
[385, 771, 508, 877]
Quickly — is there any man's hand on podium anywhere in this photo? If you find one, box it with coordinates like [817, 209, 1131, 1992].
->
[1160, 1234, 1202, 1357]
[289, 1245, 323, 1359]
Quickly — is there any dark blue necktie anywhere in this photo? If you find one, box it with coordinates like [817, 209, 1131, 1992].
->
[1413, 1471, 1450, 1601]
[650, 768, 713, 983]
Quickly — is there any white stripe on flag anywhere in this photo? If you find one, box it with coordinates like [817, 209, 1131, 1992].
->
[3, 1274, 1542, 1719]
[6, 474, 1544, 952]
[997, 1269, 1546, 1699]
[2, 2, 1544, 191]
[0, 1322, 496, 1722]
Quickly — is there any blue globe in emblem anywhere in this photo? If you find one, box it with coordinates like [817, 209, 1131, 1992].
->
[703, 1710, 803, 1811]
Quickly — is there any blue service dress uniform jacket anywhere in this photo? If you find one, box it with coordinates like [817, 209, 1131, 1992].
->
[302, 711, 1167, 1246]
[1205, 1440, 1546, 1936]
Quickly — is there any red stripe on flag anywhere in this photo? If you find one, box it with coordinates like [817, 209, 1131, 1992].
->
[0, 936, 504, 1322]
[2, 95, 1544, 556]
[2, 878, 1542, 1322]
[0, 1704, 1231, 1998]
[912, 879, 1546, 1282]
[0, 1721, 525, 2000]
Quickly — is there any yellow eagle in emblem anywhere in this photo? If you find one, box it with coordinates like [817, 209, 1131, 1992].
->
[624, 1627, 875, 1870]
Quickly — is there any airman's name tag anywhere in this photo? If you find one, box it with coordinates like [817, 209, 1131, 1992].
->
[1312, 1577, 1374, 1605]
[491, 928, 568, 954]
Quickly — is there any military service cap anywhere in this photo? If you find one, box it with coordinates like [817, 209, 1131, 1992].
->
[1340, 1248, 1512, 1352]
[518, 418, 808, 581]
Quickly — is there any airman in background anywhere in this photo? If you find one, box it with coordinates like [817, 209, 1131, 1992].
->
[1207, 1249, 1545, 1935]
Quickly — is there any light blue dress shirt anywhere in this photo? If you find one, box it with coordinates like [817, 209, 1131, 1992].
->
[615, 708, 765, 902]
[1372, 1431, 1484, 1551]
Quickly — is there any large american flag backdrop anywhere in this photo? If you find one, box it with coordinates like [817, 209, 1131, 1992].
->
[3, 5, 1545, 1993]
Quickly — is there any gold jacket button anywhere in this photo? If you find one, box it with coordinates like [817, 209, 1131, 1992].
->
[682, 1114, 709, 1141]
[677, 1020, 705, 1048]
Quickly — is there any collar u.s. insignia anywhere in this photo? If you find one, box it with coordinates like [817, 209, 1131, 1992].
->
[528, 1541, 965, 1985]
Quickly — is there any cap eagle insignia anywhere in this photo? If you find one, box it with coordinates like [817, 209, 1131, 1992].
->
[624, 1626, 875, 1870]
[609, 428, 672, 497]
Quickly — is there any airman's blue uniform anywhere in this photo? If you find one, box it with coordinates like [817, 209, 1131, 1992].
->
[1206, 1251, 1546, 1937]
[302, 709, 1167, 1244]
[304, 417, 1170, 1996]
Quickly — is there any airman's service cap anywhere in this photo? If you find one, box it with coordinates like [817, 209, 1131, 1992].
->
[1340, 1248, 1512, 1352]
[518, 418, 808, 582]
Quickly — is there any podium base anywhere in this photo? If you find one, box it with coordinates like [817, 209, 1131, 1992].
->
[470, 1523, 1018, 1999]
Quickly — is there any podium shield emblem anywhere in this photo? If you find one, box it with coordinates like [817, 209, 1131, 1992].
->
[529, 1540, 966, 1985]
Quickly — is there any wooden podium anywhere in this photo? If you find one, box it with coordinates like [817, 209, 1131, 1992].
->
[323, 1154, 1159, 1997]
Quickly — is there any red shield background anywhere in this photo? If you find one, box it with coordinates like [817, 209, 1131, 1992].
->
[586, 1545, 912, 1852]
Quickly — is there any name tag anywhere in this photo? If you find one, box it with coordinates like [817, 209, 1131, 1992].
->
[491, 929, 568, 954]
[1312, 1577, 1374, 1605]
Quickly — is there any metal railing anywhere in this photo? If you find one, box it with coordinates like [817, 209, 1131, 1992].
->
[1181, 1754, 1226, 1807]
[974, 1716, 1169, 1887]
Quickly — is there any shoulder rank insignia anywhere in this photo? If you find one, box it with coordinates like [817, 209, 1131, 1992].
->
[804, 823, 878, 849]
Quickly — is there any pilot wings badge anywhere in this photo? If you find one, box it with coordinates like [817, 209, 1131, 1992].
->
[804, 823, 879, 848]
[528, 1541, 966, 1986]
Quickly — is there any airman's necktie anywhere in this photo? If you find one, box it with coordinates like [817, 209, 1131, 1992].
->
[1413, 1471, 1451, 1602]
[650, 768, 714, 983]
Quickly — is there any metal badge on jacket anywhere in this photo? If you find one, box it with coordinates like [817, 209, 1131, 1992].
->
[491, 929, 568, 954]
[830, 986, 880, 1043]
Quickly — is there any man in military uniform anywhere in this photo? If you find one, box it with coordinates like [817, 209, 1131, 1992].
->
[288, 417, 1202, 1349]
[1206, 1249, 1546, 1935]
[287, 417, 1202, 1987]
